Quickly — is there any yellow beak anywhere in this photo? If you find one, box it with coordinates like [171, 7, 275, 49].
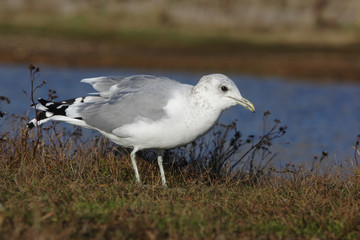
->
[229, 96, 255, 113]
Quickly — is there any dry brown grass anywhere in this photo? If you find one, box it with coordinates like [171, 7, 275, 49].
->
[0, 116, 359, 239]
[0, 66, 359, 239]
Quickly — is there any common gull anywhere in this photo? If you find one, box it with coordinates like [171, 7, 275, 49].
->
[28, 74, 255, 186]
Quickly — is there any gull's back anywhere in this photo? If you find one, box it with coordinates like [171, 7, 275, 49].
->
[68, 75, 193, 133]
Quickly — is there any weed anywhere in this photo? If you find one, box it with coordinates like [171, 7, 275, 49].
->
[0, 95, 10, 119]
[0, 66, 359, 239]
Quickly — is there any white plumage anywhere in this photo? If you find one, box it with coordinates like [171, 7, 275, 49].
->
[28, 74, 255, 186]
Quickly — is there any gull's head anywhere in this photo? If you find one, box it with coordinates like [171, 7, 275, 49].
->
[194, 74, 255, 113]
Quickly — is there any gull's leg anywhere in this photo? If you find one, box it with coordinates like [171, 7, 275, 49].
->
[157, 150, 167, 187]
[130, 148, 141, 184]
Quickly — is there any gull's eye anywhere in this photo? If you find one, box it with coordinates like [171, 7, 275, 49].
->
[221, 86, 228, 92]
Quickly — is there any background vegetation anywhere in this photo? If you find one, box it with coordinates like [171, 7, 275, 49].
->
[1, 0, 360, 42]
[1, 0, 360, 80]
[0, 114, 359, 239]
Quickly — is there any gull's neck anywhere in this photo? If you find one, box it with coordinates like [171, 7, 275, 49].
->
[183, 86, 223, 137]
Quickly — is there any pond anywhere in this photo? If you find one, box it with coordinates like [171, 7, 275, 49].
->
[1, 63, 359, 166]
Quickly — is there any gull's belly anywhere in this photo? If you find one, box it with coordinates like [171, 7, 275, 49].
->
[111, 114, 218, 150]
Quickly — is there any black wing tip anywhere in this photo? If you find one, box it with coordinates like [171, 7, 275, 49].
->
[27, 121, 35, 129]
[38, 98, 48, 105]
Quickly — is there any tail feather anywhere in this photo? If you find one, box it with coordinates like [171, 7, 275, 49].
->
[27, 98, 84, 129]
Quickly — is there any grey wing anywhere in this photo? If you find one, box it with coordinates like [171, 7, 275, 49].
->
[81, 75, 176, 98]
[77, 75, 184, 133]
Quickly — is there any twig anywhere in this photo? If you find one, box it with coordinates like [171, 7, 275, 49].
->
[28, 64, 46, 158]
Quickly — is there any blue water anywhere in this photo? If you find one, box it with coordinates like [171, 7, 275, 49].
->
[1, 63, 359, 164]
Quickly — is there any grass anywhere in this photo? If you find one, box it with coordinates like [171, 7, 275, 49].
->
[0, 113, 359, 239]
[0, 67, 359, 239]
[2, 13, 360, 54]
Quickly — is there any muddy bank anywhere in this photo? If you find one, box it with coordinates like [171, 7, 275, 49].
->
[1, 0, 360, 81]
[1, 33, 360, 82]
